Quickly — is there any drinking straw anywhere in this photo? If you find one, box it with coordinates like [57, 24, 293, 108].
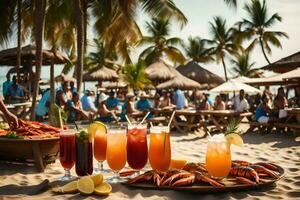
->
[125, 114, 132, 125]
[74, 121, 79, 131]
[139, 112, 150, 125]
[168, 111, 176, 128]
[150, 122, 154, 128]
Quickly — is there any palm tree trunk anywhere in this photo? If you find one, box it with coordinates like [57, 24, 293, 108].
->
[82, 0, 87, 54]
[16, 0, 22, 81]
[74, 0, 84, 93]
[30, 0, 46, 120]
[221, 57, 228, 81]
[259, 37, 271, 64]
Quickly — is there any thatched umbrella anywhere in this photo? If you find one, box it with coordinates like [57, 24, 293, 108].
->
[0, 45, 70, 66]
[177, 61, 224, 89]
[261, 51, 300, 73]
[55, 73, 77, 83]
[156, 68, 203, 90]
[83, 66, 119, 82]
[145, 60, 176, 83]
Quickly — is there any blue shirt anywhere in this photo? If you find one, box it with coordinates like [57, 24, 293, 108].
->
[136, 99, 152, 111]
[36, 90, 50, 117]
[67, 99, 77, 122]
[2, 81, 11, 97]
[7, 84, 25, 98]
[106, 97, 120, 109]
[81, 95, 97, 112]
[255, 107, 267, 121]
[173, 89, 186, 109]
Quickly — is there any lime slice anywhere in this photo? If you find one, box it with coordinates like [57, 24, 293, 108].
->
[225, 133, 244, 147]
[90, 174, 104, 186]
[77, 176, 94, 195]
[94, 182, 112, 196]
[88, 121, 107, 142]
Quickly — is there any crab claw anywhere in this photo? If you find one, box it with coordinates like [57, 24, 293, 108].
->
[235, 177, 257, 185]
[161, 172, 192, 186]
[171, 175, 195, 186]
[254, 162, 279, 172]
[249, 165, 279, 179]
[153, 171, 163, 186]
[195, 171, 224, 187]
[127, 170, 153, 184]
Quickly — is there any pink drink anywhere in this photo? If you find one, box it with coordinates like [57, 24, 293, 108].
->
[127, 125, 148, 170]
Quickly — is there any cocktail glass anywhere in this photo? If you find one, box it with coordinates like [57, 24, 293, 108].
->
[75, 129, 93, 176]
[205, 134, 231, 179]
[127, 124, 148, 173]
[149, 126, 171, 172]
[58, 129, 76, 181]
[94, 130, 110, 173]
[106, 125, 127, 183]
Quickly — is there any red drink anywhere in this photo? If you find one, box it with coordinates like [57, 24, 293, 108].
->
[127, 125, 148, 170]
[75, 130, 93, 176]
[59, 130, 75, 169]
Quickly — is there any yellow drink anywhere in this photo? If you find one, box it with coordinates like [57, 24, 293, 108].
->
[206, 135, 231, 179]
[106, 131, 127, 171]
[94, 132, 107, 162]
[149, 126, 171, 172]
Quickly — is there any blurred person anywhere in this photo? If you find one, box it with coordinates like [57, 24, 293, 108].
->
[61, 81, 72, 100]
[120, 93, 141, 121]
[256, 94, 278, 123]
[153, 93, 161, 108]
[274, 87, 288, 110]
[106, 91, 120, 111]
[195, 91, 211, 110]
[213, 95, 225, 110]
[173, 87, 187, 110]
[97, 96, 118, 123]
[2, 73, 12, 99]
[0, 99, 18, 128]
[160, 91, 175, 109]
[289, 84, 300, 107]
[70, 81, 77, 93]
[81, 90, 98, 114]
[6, 75, 26, 103]
[35, 88, 50, 121]
[55, 90, 67, 108]
[232, 89, 249, 112]
[136, 91, 152, 112]
[66, 92, 89, 123]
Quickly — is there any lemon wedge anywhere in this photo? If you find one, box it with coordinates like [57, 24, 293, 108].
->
[77, 176, 94, 195]
[225, 133, 244, 147]
[88, 121, 107, 142]
[90, 174, 104, 186]
[52, 180, 78, 194]
[94, 182, 112, 196]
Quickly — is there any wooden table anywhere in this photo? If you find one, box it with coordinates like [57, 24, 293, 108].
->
[198, 110, 252, 133]
[7, 102, 32, 118]
[285, 108, 300, 123]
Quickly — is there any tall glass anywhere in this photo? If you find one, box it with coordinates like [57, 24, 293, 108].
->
[75, 130, 93, 176]
[149, 126, 171, 172]
[59, 129, 76, 181]
[106, 125, 127, 183]
[206, 134, 231, 179]
[94, 130, 109, 173]
[127, 124, 148, 171]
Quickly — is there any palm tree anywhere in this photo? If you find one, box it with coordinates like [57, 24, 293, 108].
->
[85, 38, 119, 71]
[224, 0, 237, 8]
[30, 0, 46, 120]
[139, 18, 185, 65]
[231, 51, 260, 78]
[184, 36, 214, 63]
[237, 0, 288, 64]
[123, 60, 151, 90]
[208, 16, 239, 81]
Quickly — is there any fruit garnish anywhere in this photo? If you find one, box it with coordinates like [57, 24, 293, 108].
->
[170, 159, 187, 169]
[52, 180, 78, 194]
[225, 118, 240, 135]
[225, 133, 244, 147]
[88, 121, 107, 142]
[90, 174, 103, 186]
[77, 176, 95, 195]
[94, 182, 112, 196]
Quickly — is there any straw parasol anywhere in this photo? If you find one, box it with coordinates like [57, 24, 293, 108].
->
[156, 68, 203, 90]
[0, 45, 70, 66]
[261, 51, 300, 73]
[209, 79, 261, 94]
[177, 61, 224, 89]
[83, 66, 118, 82]
[55, 73, 77, 82]
[145, 60, 176, 83]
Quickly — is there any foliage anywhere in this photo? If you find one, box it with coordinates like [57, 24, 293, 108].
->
[231, 51, 259, 78]
[236, 0, 288, 64]
[184, 36, 214, 63]
[225, 118, 241, 135]
[139, 17, 185, 65]
[122, 60, 151, 90]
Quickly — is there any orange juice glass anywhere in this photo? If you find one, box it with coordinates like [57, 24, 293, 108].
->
[106, 125, 127, 183]
[206, 134, 231, 179]
[94, 130, 109, 173]
[149, 126, 171, 172]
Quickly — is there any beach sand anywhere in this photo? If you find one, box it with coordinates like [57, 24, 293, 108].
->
[0, 124, 299, 200]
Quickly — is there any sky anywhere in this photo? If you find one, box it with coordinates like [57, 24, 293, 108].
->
[1, 0, 300, 80]
[134, 0, 300, 78]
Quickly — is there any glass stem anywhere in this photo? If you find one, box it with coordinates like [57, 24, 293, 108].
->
[114, 171, 119, 179]
[98, 161, 104, 171]
[65, 169, 71, 178]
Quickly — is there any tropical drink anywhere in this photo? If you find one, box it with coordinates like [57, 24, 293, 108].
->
[75, 129, 93, 176]
[106, 126, 127, 183]
[90, 122, 108, 173]
[59, 129, 76, 181]
[206, 134, 231, 179]
[149, 126, 171, 172]
[127, 124, 148, 170]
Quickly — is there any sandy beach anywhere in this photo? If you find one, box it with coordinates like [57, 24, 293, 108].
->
[0, 124, 299, 200]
